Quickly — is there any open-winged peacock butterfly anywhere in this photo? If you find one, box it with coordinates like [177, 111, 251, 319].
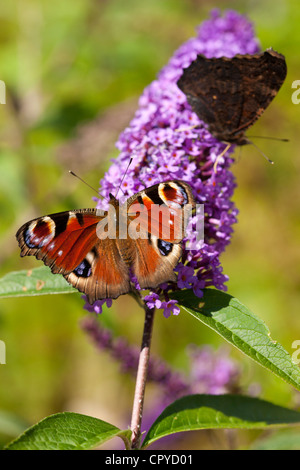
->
[16, 180, 195, 304]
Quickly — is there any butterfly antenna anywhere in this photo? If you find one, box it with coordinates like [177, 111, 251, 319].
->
[69, 171, 100, 196]
[247, 135, 289, 142]
[114, 157, 133, 199]
[235, 145, 243, 164]
[213, 143, 231, 173]
[249, 141, 274, 164]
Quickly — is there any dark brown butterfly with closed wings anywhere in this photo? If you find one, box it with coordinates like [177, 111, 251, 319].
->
[177, 48, 287, 146]
[16, 180, 195, 304]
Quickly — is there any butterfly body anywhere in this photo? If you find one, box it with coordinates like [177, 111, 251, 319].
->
[177, 49, 287, 145]
[16, 181, 195, 304]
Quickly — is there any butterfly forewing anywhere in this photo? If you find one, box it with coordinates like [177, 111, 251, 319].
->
[126, 181, 194, 289]
[16, 210, 102, 272]
[126, 180, 194, 242]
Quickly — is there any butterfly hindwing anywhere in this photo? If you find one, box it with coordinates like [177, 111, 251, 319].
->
[132, 237, 182, 289]
[65, 240, 131, 304]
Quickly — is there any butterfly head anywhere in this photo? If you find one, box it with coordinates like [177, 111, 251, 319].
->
[108, 193, 119, 206]
[230, 135, 250, 146]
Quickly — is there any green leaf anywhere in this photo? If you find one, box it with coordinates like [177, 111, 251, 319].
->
[4, 412, 131, 450]
[0, 267, 76, 298]
[142, 394, 300, 449]
[171, 289, 300, 391]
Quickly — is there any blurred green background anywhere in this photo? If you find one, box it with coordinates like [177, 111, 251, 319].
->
[0, 0, 300, 450]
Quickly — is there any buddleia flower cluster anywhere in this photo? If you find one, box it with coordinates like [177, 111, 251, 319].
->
[84, 9, 260, 318]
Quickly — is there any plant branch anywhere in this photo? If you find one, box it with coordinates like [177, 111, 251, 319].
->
[130, 304, 155, 449]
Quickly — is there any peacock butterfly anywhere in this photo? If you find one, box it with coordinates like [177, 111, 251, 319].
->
[177, 49, 287, 146]
[16, 180, 195, 304]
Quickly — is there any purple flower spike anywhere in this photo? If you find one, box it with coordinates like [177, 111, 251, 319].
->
[85, 10, 260, 317]
[188, 345, 240, 394]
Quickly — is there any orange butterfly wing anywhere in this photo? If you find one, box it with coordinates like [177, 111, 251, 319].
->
[125, 181, 195, 289]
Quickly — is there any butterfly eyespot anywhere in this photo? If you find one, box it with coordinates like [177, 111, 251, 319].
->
[25, 217, 55, 248]
[157, 239, 173, 256]
[73, 258, 92, 278]
[158, 182, 189, 208]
